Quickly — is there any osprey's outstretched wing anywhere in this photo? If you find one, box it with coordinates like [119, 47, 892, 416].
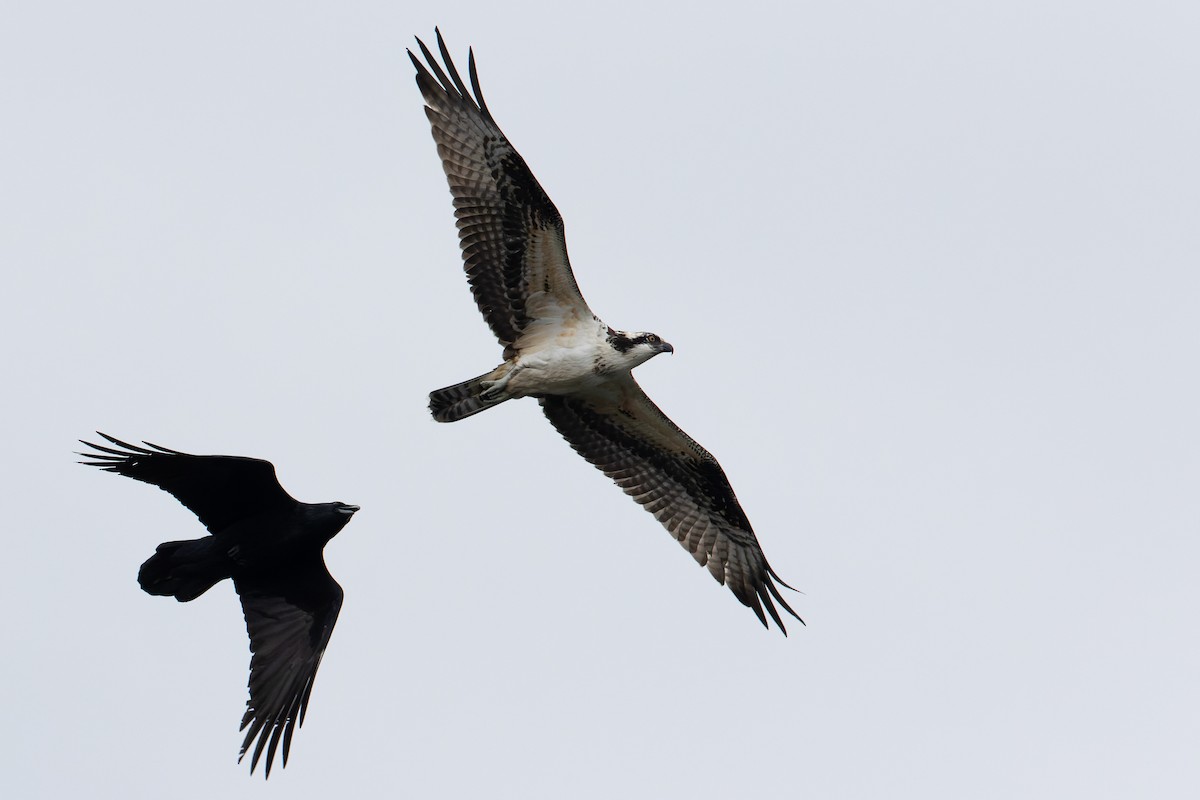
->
[235, 560, 343, 778]
[541, 379, 803, 634]
[78, 433, 296, 533]
[409, 30, 592, 351]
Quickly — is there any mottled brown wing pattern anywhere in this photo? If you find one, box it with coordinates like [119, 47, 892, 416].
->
[540, 379, 802, 633]
[409, 31, 589, 350]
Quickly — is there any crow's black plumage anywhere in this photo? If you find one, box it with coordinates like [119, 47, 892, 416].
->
[79, 433, 358, 778]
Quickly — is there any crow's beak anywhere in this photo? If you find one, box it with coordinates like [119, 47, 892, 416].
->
[339, 504, 360, 515]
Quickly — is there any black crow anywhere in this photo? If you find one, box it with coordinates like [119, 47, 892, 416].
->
[79, 433, 358, 778]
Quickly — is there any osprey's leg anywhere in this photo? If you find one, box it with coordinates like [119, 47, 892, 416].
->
[480, 363, 523, 400]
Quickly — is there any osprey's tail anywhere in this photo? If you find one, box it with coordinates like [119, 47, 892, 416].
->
[429, 367, 512, 423]
[138, 537, 229, 602]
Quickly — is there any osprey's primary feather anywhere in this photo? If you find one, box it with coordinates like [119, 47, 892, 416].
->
[411, 31, 801, 633]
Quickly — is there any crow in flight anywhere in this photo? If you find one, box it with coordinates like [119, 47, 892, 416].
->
[80, 433, 358, 777]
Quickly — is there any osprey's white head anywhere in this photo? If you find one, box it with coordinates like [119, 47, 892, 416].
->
[606, 329, 674, 370]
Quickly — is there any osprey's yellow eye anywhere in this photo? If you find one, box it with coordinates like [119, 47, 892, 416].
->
[646, 334, 659, 345]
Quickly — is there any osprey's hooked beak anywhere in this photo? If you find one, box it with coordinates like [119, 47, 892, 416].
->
[660, 341, 675, 354]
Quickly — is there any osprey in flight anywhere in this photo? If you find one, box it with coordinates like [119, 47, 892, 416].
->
[410, 31, 802, 633]
[80, 433, 358, 777]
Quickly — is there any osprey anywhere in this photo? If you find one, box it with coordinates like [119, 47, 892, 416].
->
[80, 433, 358, 777]
[410, 32, 802, 633]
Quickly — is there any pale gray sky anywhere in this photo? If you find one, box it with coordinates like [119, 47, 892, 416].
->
[4, 1, 1199, 798]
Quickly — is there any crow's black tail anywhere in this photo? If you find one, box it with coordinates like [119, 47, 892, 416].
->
[138, 538, 228, 602]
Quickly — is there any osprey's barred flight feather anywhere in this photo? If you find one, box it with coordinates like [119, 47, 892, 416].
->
[79, 433, 358, 777]
[410, 31, 802, 633]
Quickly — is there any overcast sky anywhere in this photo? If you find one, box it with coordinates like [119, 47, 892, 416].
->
[4, 1, 1198, 798]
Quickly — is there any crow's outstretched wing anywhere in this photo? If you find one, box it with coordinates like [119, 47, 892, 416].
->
[234, 557, 343, 778]
[79, 433, 297, 533]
